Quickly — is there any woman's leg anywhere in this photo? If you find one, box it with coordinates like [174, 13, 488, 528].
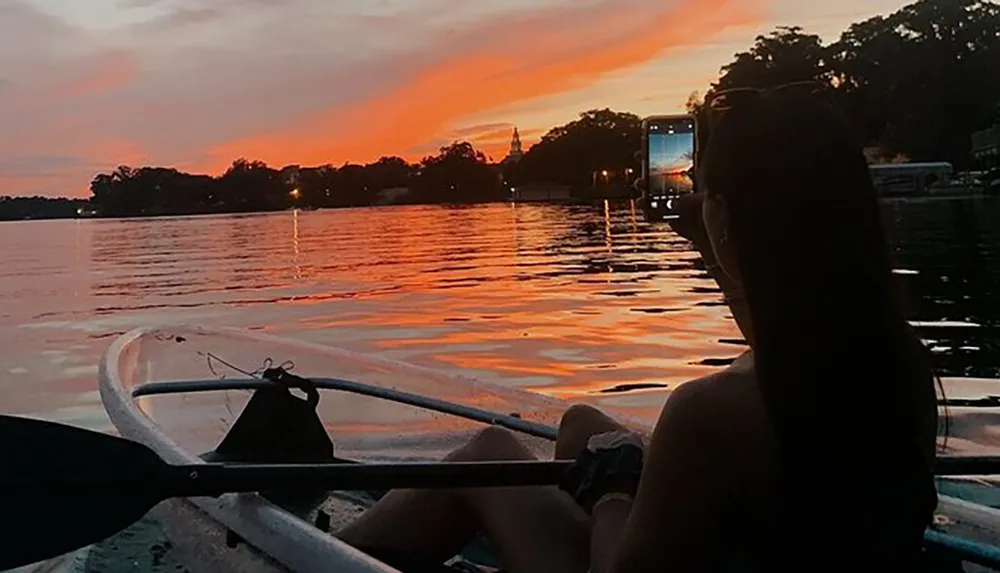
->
[337, 426, 591, 573]
[336, 427, 513, 562]
[555, 404, 628, 460]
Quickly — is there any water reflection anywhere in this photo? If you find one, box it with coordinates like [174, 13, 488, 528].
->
[292, 209, 301, 281]
[2, 198, 1000, 426]
[884, 197, 1000, 378]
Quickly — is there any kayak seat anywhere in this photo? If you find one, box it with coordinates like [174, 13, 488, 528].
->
[206, 384, 334, 464]
[200, 384, 336, 508]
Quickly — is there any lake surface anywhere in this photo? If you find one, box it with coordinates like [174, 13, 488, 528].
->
[2, 198, 1000, 435]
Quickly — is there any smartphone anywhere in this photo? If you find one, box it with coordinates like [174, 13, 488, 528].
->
[641, 114, 697, 220]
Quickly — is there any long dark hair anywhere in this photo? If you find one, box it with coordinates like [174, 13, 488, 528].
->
[701, 93, 939, 570]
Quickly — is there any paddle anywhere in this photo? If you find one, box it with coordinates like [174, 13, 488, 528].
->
[4, 400, 999, 569]
[0, 414, 571, 570]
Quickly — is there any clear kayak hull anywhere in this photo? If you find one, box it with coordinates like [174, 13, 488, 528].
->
[97, 324, 1000, 572]
[98, 324, 605, 573]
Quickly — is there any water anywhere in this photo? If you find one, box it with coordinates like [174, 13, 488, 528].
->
[884, 197, 1000, 377]
[2, 199, 1000, 433]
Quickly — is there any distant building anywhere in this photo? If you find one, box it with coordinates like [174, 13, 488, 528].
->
[972, 126, 998, 165]
[501, 127, 524, 166]
[869, 162, 953, 196]
[971, 104, 999, 192]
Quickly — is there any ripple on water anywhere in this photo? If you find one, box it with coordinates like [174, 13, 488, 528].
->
[0, 199, 998, 421]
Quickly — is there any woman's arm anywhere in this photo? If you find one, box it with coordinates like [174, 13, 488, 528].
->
[605, 381, 732, 573]
[590, 495, 634, 573]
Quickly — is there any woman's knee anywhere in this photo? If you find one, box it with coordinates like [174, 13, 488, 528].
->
[447, 426, 534, 462]
[560, 404, 611, 430]
[555, 404, 623, 459]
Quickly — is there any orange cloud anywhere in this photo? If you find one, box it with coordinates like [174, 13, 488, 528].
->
[470, 125, 542, 146]
[56, 50, 139, 101]
[0, 138, 148, 197]
[417, 123, 545, 161]
[473, 127, 544, 162]
[209, 0, 761, 170]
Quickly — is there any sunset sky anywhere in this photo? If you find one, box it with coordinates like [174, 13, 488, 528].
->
[1, 0, 910, 198]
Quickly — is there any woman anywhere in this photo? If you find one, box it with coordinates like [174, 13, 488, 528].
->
[337, 89, 940, 572]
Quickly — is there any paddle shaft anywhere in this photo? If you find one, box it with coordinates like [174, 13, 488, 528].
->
[10, 452, 996, 499]
[7, 460, 575, 499]
[937, 456, 1000, 476]
[181, 460, 573, 496]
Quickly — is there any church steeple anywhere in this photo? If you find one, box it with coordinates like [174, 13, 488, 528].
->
[502, 127, 524, 166]
[510, 127, 523, 157]
[500, 126, 524, 166]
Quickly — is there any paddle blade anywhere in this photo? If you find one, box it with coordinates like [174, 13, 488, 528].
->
[0, 415, 168, 569]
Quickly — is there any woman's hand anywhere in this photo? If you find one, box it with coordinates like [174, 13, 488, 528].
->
[586, 429, 645, 455]
[667, 192, 711, 248]
[667, 192, 716, 264]
[632, 176, 713, 257]
[664, 192, 752, 345]
[584, 430, 646, 510]
[667, 192, 746, 307]
[635, 181, 751, 340]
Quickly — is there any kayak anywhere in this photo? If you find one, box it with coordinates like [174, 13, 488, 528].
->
[98, 324, 601, 573]
[95, 324, 1000, 572]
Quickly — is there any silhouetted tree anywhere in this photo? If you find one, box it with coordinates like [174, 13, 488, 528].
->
[0, 196, 88, 221]
[335, 163, 372, 206]
[297, 164, 338, 206]
[214, 159, 285, 211]
[712, 26, 830, 94]
[508, 109, 641, 187]
[828, 0, 1000, 164]
[709, 1, 1000, 165]
[410, 142, 503, 203]
[365, 156, 415, 191]
[88, 173, 117, 213]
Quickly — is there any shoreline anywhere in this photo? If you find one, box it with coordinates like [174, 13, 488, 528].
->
[0, 197, 636, 223]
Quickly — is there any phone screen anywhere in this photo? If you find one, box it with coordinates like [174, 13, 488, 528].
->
[645, 116, 696, 199]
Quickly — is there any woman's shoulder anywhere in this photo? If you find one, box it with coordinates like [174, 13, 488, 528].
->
[668, 351, 759, 411]
[661, 351, 774, 459]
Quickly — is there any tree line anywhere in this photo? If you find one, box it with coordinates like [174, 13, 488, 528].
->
[1, 0, 996, 221]
[688, 0, 1000, 167]
[87, 142, 507, 218]
[0, 196, 89, 221]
